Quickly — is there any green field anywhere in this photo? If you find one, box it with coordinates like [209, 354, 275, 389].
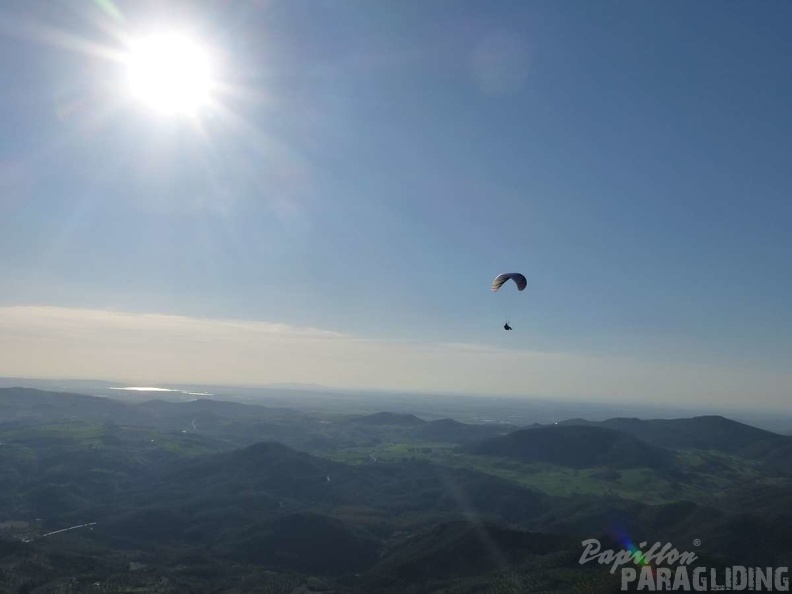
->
[319, 440, 775, 505]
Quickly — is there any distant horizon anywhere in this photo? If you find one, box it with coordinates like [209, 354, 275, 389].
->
[1, 305, 789, 413]
[3, 374, 791, 429]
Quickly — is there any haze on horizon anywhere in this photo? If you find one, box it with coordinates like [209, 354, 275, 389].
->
[1, 1, 790, 411]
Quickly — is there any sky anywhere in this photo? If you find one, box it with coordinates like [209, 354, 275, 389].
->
[1, 0, 791, 410]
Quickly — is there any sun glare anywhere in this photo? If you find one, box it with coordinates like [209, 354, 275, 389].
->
[124, 33, 214, 116]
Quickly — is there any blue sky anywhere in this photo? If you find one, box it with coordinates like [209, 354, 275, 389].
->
[1, 1, 790, 407]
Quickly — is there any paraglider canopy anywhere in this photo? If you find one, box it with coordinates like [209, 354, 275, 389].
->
[491, 272, 527, 292]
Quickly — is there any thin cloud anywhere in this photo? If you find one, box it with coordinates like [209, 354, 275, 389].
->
[0, 305, 788, 410]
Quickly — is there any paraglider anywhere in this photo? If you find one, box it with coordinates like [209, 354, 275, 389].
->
[491, 272, 527, 292]
[492, 272, 526, 330]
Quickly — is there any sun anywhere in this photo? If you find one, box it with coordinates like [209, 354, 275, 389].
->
[124, 33, 214, 117]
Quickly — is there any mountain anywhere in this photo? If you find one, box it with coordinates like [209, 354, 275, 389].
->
[468, 425, 674, 469]
[555, 415, 792, 473]
[128, 440, 548, 524]
[1, 388, 791, 591]
[361, 519, 579, 590]
[223, 512, 380, 574]
[410, 418, 514, 444]
[0, 387, 148, 426]
[557, 415, 786, 453]
[169, 440, 338, 492]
